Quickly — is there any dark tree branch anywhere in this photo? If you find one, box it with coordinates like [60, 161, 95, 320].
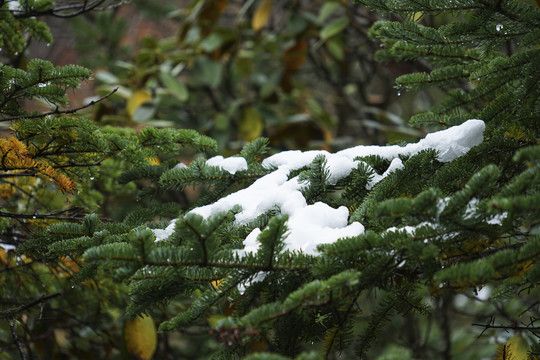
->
[10, 319, 27, 360]
[473, 318, 540, 338]
[1, 293, 62, 321]
[0, 88, 118, 122]
[6, 0, 124, 19]
[0, 208, 84, 221]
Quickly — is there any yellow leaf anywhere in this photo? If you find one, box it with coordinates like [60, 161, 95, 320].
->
[239, 107, 264, 141]
[0, 248, 9, 265]
[54, 174, 77, 194]
[0, 183, 15, 199]
[127, 90, 152, 117]
[124, 315, 157, 360]
[211, 278, 224, 290]
[412, 12, 423, 23]
[494, 335, 530, 360]
[507, 335, 529, 360]
[252, 0, 273, 31]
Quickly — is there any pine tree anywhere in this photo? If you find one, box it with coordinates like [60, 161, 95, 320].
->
[6, 0, 540, 359]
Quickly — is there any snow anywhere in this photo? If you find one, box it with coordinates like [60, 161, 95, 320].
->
[368, 157, 404, 189]
[239, 228, 262, 255]
[174, 162, 188, 170]
[206, 156, 248, 174]
[475, 286, 491, 301]
[286, 203, 364, 255]
[336, 119, 485, 163]
[464, 198, 480, 220]
[0, 243, 16, 251]
[192, 168, 306, 224]
[464, 198, 508, 225]
[486, 213, 507, 225]
[234, 229, 265, 293]
[155, 120, 485, 257]
[152, 219, 176, 241]
[8, 1, 22, 11]
[385, 221, 435, 235]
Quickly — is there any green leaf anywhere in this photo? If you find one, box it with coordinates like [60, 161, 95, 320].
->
[325, 37, 345, 61]
[201, 33, 223, 53]
[159, 72, 189, 102]
[133, 103, 156, 123]
[96, 71, 120, 84]
[193, 56, 224, 88]
[320, 17, 349, 40]
[318, 2, 341, 23]
[239, 106, 264, 141]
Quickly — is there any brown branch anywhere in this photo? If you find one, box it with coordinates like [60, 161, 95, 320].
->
[0, 88, 118, 122]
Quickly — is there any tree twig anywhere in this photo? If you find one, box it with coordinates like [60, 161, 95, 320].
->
[10, 319, 27, 360]
[1, 293, 62, 321]
[8, 0, 115, 19]
[472, 323, 539, 330]
[0, 208, 84, 221]
[0, 88, 118, 122]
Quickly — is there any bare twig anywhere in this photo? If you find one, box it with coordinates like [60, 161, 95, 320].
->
[8, 0, 118, 19]
[0, 88, 118, 122]
[1, 293, 62, 321]
[473, 319, 540, 339]
[9, 319, 27, 360]
[472, 324, 540, 330]
[0, 208, 84, 221]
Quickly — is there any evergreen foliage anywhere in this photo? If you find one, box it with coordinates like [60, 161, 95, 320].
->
[2, 0, 540, 359]
[0, 2, 216, 358]
[360, 0, 540, 132]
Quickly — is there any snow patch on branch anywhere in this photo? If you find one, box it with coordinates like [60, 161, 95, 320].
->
[153, 219, 176, 241]
[206, 156, 248, 174]
[156, 120, 485, 254]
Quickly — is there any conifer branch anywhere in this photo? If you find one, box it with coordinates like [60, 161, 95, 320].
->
[0, 88, 118, 122]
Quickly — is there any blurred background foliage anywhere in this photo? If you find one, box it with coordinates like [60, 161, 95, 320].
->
[3, 0, 536, 359]
[66, 0, 429, 154]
